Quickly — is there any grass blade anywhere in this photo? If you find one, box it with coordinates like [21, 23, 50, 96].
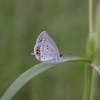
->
[0, 56, 90, 100]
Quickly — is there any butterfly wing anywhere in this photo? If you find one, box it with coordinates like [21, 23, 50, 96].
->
[34, 31, 61, 61]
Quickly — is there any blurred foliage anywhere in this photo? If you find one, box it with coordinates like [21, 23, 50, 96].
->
[0, 0, 100, 100]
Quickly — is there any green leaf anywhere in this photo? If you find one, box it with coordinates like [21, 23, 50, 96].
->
[0, 56, 90, 100]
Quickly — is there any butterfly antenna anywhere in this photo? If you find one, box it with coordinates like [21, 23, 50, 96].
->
[61, 51, 71, 56]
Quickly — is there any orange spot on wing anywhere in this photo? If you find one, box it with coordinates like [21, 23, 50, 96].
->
[36, 48, 41, 55]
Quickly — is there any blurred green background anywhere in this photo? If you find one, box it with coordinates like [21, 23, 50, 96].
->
[0, 0, 100, 100]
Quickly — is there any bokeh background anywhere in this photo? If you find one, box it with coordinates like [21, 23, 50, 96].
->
[0, 0, 100, 100]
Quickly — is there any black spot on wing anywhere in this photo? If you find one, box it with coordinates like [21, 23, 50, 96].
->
[50, 54, 52, 56]
[44, 38, 46, 42]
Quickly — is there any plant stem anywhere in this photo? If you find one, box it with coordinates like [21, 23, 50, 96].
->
[83, 0, 95, 100]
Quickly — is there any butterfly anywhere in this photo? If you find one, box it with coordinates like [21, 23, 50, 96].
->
[31, 31, 62, 61]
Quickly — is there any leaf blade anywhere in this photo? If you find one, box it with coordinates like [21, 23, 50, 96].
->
[1, 56, 90, 100]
